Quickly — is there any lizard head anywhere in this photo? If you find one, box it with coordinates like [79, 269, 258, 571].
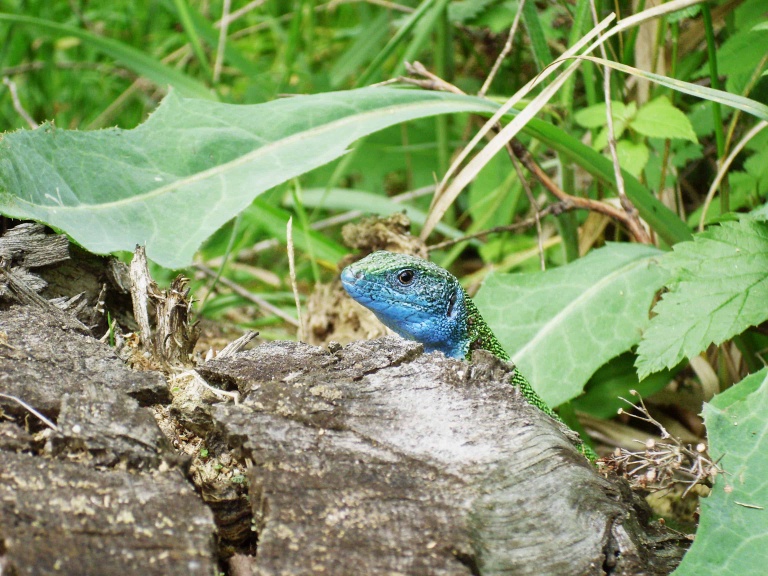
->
[340, 251, 468, 358]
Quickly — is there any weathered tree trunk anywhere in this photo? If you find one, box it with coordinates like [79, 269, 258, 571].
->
[198, 337, 687, 575]
[0, 223, 686, 575]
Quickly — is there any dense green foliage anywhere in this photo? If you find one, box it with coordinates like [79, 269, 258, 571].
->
[2, 0, 767, 572]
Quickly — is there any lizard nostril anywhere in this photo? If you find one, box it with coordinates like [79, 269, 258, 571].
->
[340, 266, 362, 285]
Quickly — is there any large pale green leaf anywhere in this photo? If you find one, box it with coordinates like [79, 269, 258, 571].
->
[0, 88, 507, 268]
[673, 368, 768, 575]
[636, 219, 768, 378]
[0, 87, 690, 267]
[474, 243, 669, 406]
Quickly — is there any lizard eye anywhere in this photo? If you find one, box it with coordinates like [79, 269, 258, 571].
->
[397, 269, 415, 286]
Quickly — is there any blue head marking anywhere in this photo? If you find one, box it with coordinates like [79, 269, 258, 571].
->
[340, 251, 469, 358]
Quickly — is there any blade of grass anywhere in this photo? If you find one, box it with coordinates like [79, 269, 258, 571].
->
[172, 0, 212, 78]
[355, 0, 436, 87]
[701, 3, 728, 212]
[698, 120, 768, 231]
[330, 11, 390, 87]
[574, 56, 768, 121]
[521, 0, 553, 73]
[290, 180, 320, 284]
[248, 198, 347, 268]
[559, 0, 591, 109]
[426, 0, 706, 240]
[0, 13, 214, 100]
[428, 13, 617, 227]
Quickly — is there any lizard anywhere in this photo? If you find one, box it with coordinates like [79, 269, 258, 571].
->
[340, 250, 597, 462]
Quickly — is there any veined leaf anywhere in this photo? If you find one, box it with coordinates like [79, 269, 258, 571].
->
[474, 243, 669, 406]
[672, 368, 768, 576]
[0, 88, 505, 268]
[636, 219, 768, 379]
[630, 96, 698, 143]
[0, 87, 688, 267]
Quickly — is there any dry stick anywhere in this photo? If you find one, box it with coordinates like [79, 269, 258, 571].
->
[506, 143, 546, 270]
[478, 0, 526, 98]
[402, 70, 647, 242]
[194, 262, 300, 327]
[589, 1, 650, 245]
[428, 201, 573, 251]
[0, 393, 58, 431]
[507, 139, 642, 234]
[213, 0, 232, 83]
[286, 217, 305, 341]
[698, 120, 768, 232]
[2, 76, 37, 128]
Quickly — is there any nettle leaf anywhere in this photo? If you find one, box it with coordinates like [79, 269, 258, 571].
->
[0, 88, 505, 268]
[630, 96, 698, 143]
[636, 219, 768, 379]
[474, 243, 668, 406]
[672, 368, 768, 576]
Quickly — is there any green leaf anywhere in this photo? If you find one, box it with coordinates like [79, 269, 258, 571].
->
[0, 13, 214, 100]
[0, 88, 510, 268]
[474, 243, 669, 406]
[636, 219, 768, 379]
[573, 353, 672, 419]
[615, 140, 649, 178]
[521, 0, 553, 74]
[573, 101, 634, 129]
[672, 369, 768, 576]
[630, 96, 698, 143]
[0, 87, 690, 267]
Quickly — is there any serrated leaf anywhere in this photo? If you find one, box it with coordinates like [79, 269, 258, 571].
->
[672, 369, 768, 576]
[636, 219, 768, 378]
[474, 243, 668, 406]
[0, 88, 509, 268]
[631, 96, 698, 143]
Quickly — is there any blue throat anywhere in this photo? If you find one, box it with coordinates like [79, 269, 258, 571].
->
[340, 257, 469, 358]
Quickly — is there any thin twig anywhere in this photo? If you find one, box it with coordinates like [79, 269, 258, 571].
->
[479, 0, 526, 97]
[286, 217, 305, 341]
[213, 0, 232, 83]
[0, 393, 58, 431]
[589, 0, 651, 244]
[508, 139, 646, 238]
[194, 263, 300, 327]
[2, 76, 37, 128]
[427, 201, 573, 251]
[405, 62, 649, 243]
[506, 144, 545, 270]
[609, 391, 723, 497]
